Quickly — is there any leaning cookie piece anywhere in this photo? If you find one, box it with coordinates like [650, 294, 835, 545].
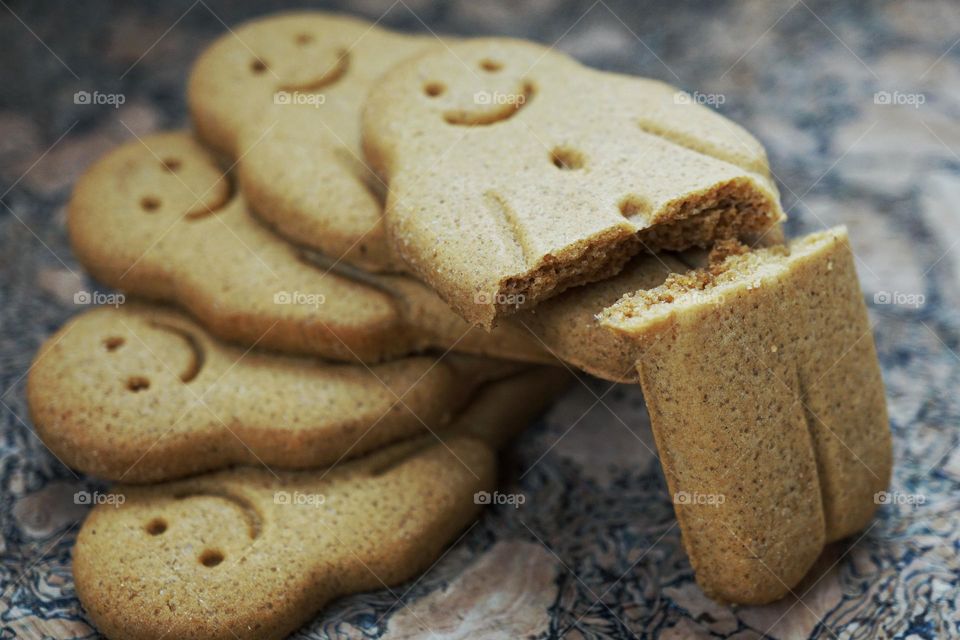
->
[600, 227, 891, 604]
[364, 38, 784, 328]
[72, 369, 569, 640]
[188, 11, 435, 271]
[27, 303, 529, 483]
[67, 131, 551, 364]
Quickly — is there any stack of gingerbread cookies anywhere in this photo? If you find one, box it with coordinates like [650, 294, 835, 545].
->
[27, 11, 891, 639]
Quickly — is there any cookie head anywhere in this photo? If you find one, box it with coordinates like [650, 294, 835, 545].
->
[31, 305, 203, 418]
[365, 39, 559, 170]
[415, 42, 541, 128]
[188, 12, 379, 156]
[27, 306, 209, 480]
[113, 135, 230, 221]
[68, 132, 232, 292]
[73, 479, 298, 640]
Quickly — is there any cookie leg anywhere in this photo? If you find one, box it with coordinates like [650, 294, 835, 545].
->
[631, 283, 826, 604]
[774, 232, 892, 541]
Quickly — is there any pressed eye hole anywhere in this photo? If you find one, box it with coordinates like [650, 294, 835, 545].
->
[200, 549, 224, 567]
[424, 82, 445, 97]
[104, 336, 125, 351]
[127, 376, 150, 392]
[295, 33, 313, 45]
[161, 158, 181, 172]
[619, 196, 649, 219]
[140, 196, 161, 212]
[480, 59, 502, 72]
[551, 147, 585, 170]
[145, 518, 167, 535]
[250, 58, 268, 74]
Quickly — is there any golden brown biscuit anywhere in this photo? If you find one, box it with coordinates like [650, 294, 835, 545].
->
[188, 12, 435, 271]
[28, 303, 527, 483]
[68, 132, 552, 364]
[72, 368, 569, 640]
[364, 38, 784, 328]
[601, 227, 891, 603]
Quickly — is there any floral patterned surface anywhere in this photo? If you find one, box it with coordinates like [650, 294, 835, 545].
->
[2, 1, 959, 638]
